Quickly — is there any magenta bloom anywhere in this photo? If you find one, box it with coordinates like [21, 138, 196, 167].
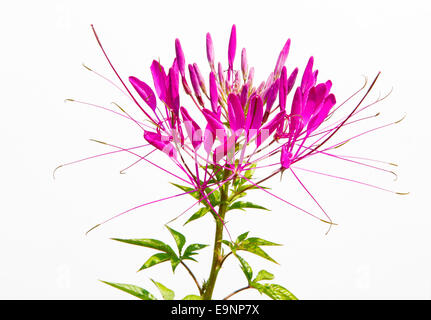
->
[63, 24, 404, 233]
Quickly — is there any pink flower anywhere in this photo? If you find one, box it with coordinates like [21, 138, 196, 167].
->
[64, 24, 405, 233]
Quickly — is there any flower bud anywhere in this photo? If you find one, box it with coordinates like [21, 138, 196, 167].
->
[206, 32, 215, 70]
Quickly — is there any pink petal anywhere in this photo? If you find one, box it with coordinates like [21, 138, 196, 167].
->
[289, 87, 303, 135]
[274, 39, 291, 76]
[129, 76, 157, 111]
[206, 32, 215, 69]
[150, 60, 168, 103]
[202, 108, 226, 140]
[228, 24, 237, 69]
[265, 79, 279, 115]
[241, 48, 248, 78]
[279, 67, 288, 111]
[180, 107, 202, 150]
[287, 67, 298, 94]
[245, 95, 264, 140]
[167, 63, 180, 115]
[188, 64, 201, 97]
[256, 111, 285, 147]
[307, 94, 336, 133]
[227, 93, 245, 133]
[144, 131, 177, 159]
[213, 135, 236, 163]
[209, 71, 219, 113]
[175, 38, 186, 78]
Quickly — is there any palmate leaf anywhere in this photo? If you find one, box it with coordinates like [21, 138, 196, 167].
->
[170, 255, 181, 272]
[170, 183, 219, 208]
[236, 231, 250, 243]
[244, 163, 257, 179]
[228, 201, 270, 212]
[166, 226, 186, 254]
[236, 184, 270, 194]
[112, 237, 181, 272]
[251, 283, 297, 300]
[230, 233, 281, 264]
[253, 270, 274, 282]
[239, 244, 278, 264]
[235, 254, 253, 282]
[151, 279, 175, 300]
[242, 237, 281, 247]
[184, 207, 210, 225]
[170, 183, 201, 201]
[139, 252, 171, 271]
[101, 281, 156, 300]
[113, 229, 207, 275]
[182, 243, 208, 259]
[111, 238, 175, 255]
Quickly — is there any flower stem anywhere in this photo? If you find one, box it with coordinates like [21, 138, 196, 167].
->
[222, 285, 251, 300]
[180, 261, 202, 295]
[202, 168, 231, 300]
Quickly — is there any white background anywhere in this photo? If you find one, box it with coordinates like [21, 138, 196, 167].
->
[1, 0, 430, 299]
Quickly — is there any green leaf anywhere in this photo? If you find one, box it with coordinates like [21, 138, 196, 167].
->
[233, 236, 281, 264]
[170, 183, 201, 202]
[220, 240, 233, 250]
[165, 226, 186, 254]
[238, 244, 278, 264]
[139, 252, 171, 271]
[236, 254, 253, 282]
[251, 283, 297, 300]
[228, 201, 269, 212]
[236, 184, 270, 194]
[242, 237, 281, 247]
[182, 243, 208, 259]
[244, 164, 257, 179]
[101, 281, 156, 300]
[253, 270, 274, 283]
[204, 187, 219, 206]
[151, 280, 175, 300]
[182, 294, 202, 300]
[236, 231, 249, 243]
[171, 183, 220, 208]
[111, 238, 175, 254]
[229, 192, 247, 203]
[184, 207, 210, 225]
[170, 255, 181, 272]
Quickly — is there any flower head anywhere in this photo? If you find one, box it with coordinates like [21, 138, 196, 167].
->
[62, 24, 405, 233]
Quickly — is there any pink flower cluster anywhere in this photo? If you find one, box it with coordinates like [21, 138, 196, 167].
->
[129, 25, 336, 176]
[62, 24, 403, 231]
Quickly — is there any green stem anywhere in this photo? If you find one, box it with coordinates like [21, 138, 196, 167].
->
[202, 168, 231, 300]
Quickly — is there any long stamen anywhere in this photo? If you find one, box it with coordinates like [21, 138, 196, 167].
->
[64, 99, 150, 128]
[237, 172, 335, 225]
[86, 187, 211, 234]
[119, 148, 157, 174]
[90, 139, 192, 185]
[53, 144, 149, 179]
[111, 102, 146, 132]
[82, 63, 131, 99]
[90, 25, 158, 125]
[296, 72, 381, 162]
[292, 166, 408, 194]
[295, 144, 398, 180]
[317, 115, 406, 155]
[290, 168, 333, 234]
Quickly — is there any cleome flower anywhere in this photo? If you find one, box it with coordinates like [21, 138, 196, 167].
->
[59, 24, 406, 234]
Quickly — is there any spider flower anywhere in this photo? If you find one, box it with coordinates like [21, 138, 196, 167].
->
[63, 24, 404, 232]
